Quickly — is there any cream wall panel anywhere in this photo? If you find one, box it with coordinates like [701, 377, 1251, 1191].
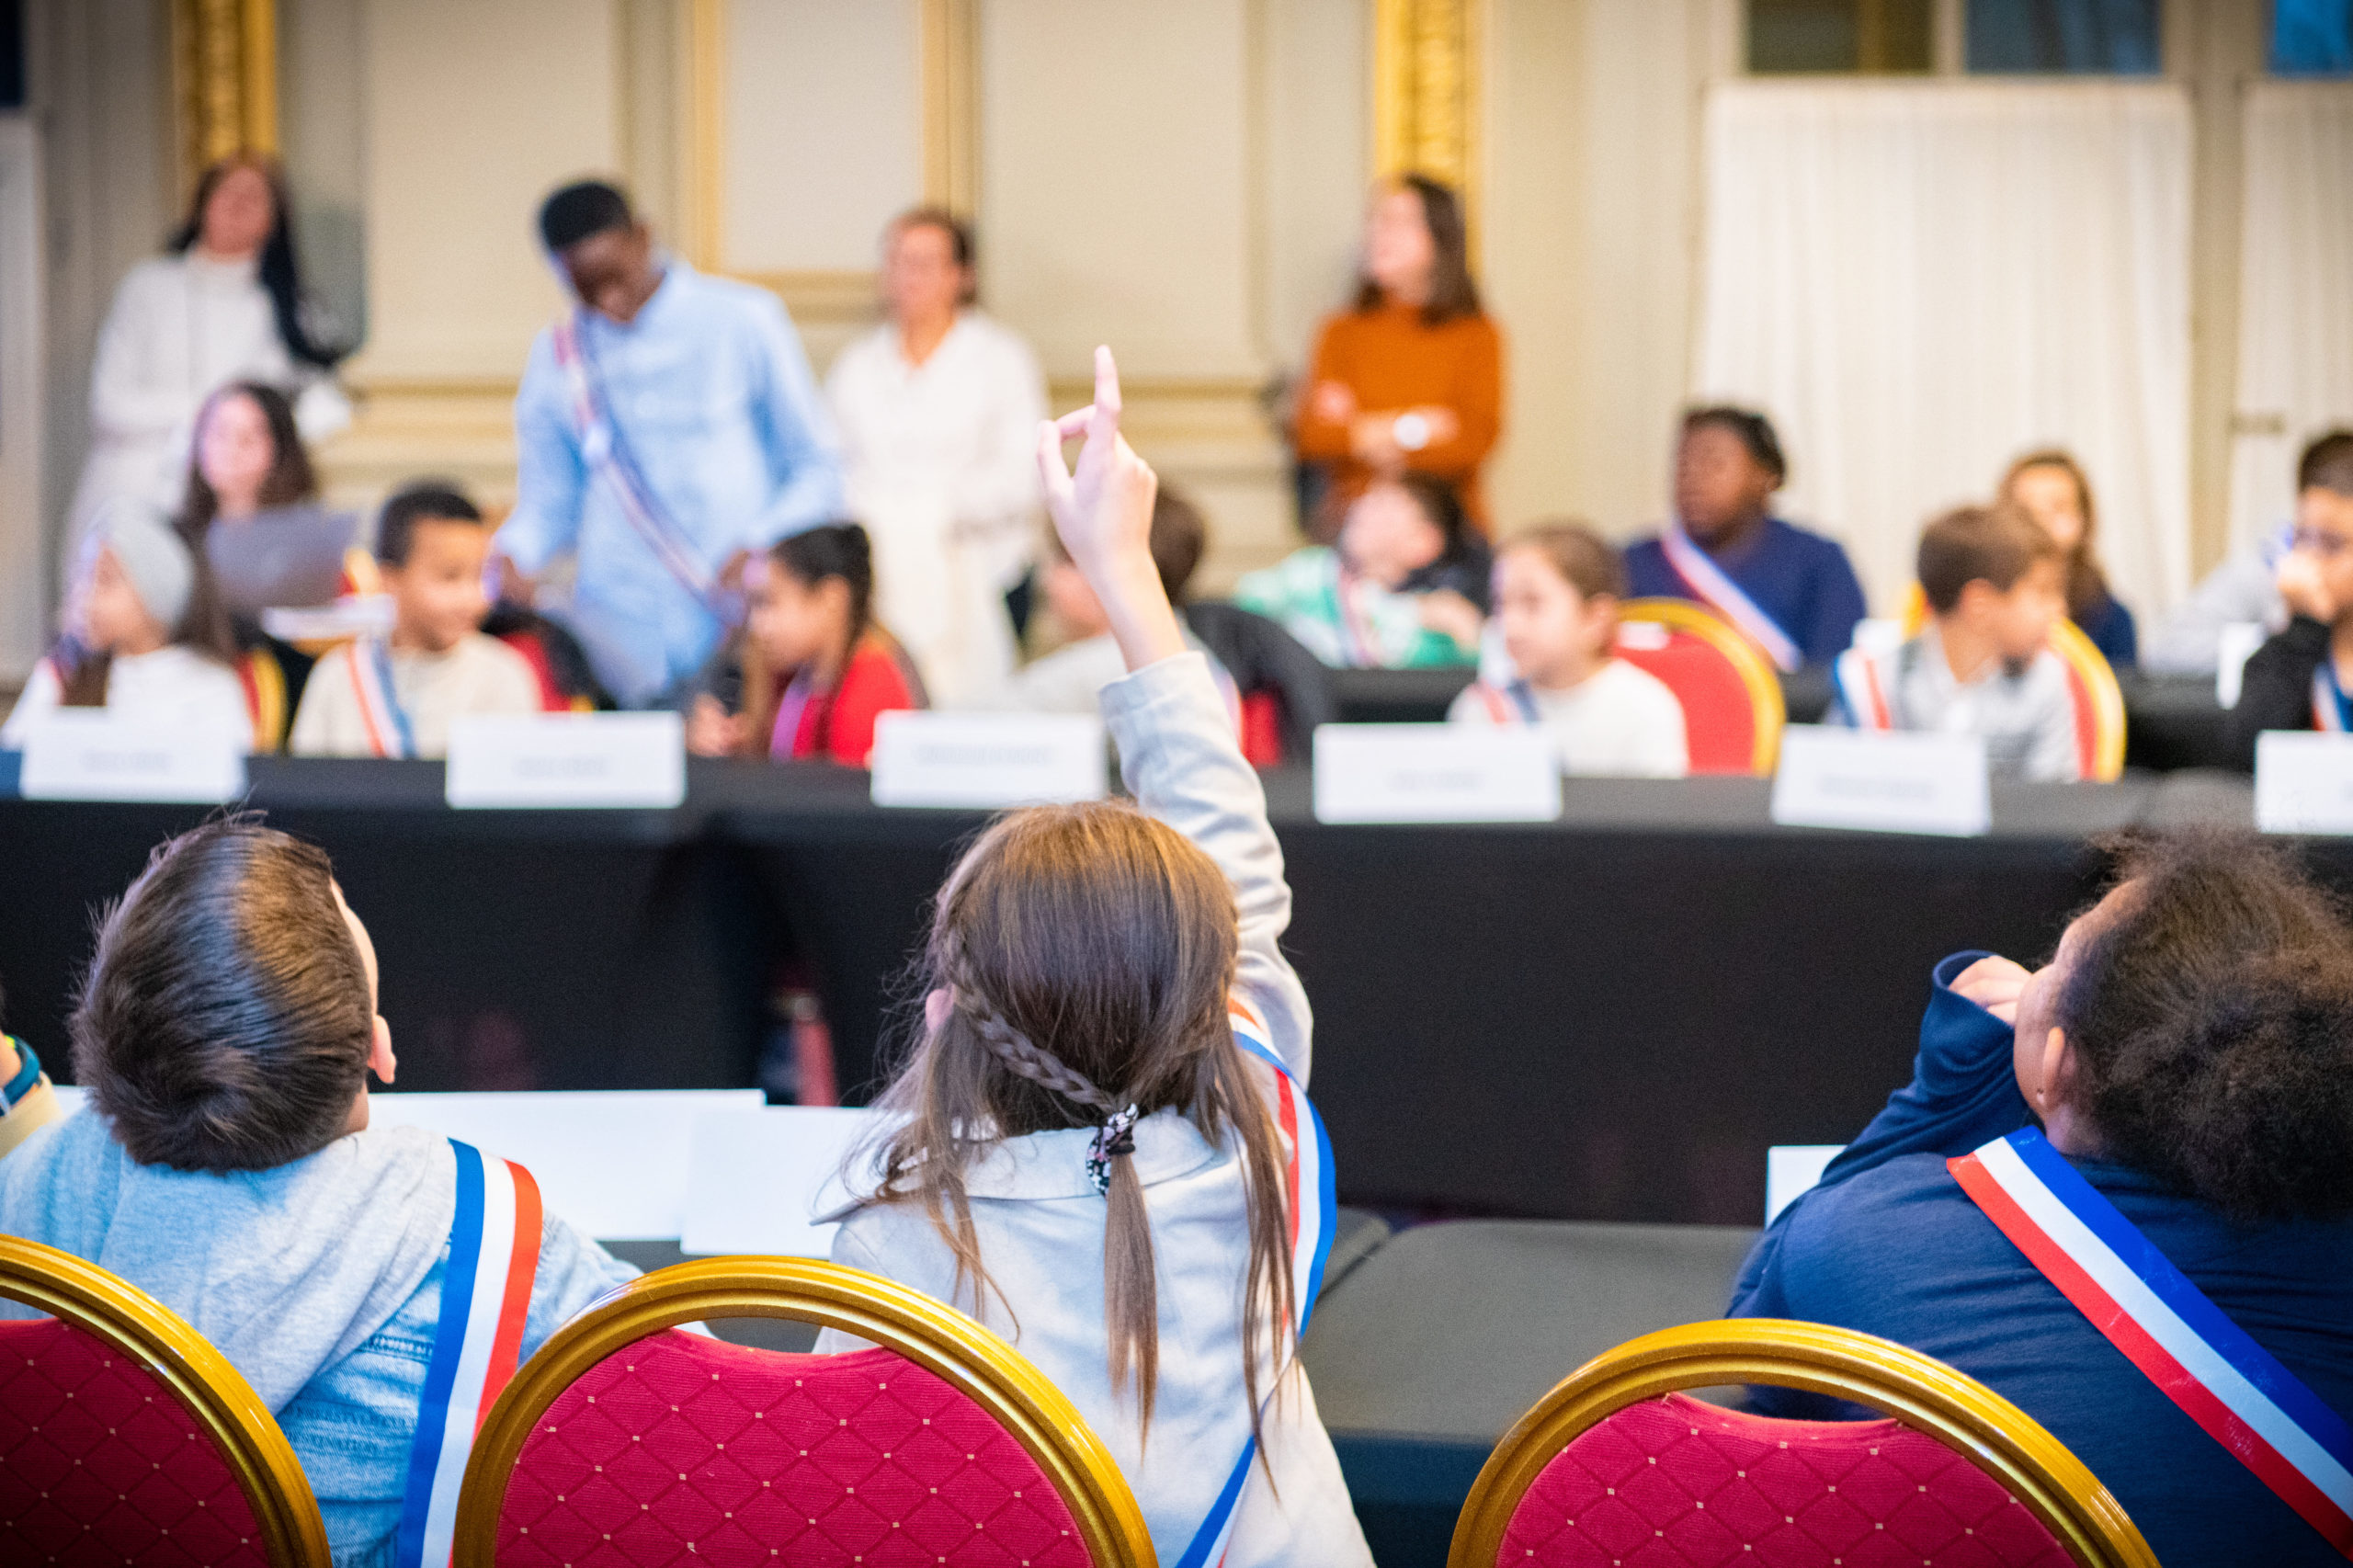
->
[351, 0, 621, 382]
[979, 0, 1262, 381]
[1263, 0, 1370, 379]
[722, 0, 922, 273]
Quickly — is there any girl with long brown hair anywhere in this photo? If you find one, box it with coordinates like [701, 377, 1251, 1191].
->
[2001, 449, 2139, 666]
[817, 349, 1373, 1566]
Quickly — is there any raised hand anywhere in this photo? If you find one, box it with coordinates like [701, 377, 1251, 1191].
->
[1035, 347, 1185, 672]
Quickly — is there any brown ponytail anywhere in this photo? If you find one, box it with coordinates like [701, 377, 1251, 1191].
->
[863, 801, 1298, 1448]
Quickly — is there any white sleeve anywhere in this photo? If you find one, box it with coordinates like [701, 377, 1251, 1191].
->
[1098, 653, 1313, 1084]
[87, 267, 192, 442]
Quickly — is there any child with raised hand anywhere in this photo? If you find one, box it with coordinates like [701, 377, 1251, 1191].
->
[0, 822, 634, 1566]
[290, 482, 542, 757]
[1450, 521, 1688, 777]
[3, 499, 251, 752]
[819, 347, 1373, 1566]
[685, 521, 926, 766]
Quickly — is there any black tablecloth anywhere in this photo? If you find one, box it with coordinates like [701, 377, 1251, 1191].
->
[0, 759, 2291, 1225]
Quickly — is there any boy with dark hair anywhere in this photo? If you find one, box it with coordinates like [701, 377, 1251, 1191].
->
[1831, 502, 2079, 781]
[975, 485, 1234, 713]
[0, 822, 633, 1564]
[290, 479, 542, 756]
[2224, 430, 2353, 767]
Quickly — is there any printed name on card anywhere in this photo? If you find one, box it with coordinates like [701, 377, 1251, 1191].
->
[2255, 731, 2353, 835]
[1312, 723, 1562, 824]
[444, 711, 686, 809]
[1769, 724, 1991, 837]
[869, 710, 1108, 809]
[17, 714, 245, 803]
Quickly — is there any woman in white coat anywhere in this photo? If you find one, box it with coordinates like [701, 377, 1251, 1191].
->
[825, 209, 1046, 705]
[64, 156, 348, 577]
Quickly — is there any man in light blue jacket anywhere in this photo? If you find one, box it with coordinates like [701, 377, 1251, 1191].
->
[495, 180, 845, 707]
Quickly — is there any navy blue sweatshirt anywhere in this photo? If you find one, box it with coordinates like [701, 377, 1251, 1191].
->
[1730, 952, 2353, 1567]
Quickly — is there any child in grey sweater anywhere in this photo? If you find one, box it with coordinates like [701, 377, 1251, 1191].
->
[0, 823, 634, 1567]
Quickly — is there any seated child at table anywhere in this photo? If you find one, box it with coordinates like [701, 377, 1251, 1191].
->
[686, 522, 926, 767]
[289, 482, 542, 757]
[1728, 832, 2353, 1567]
[1233, 471, 1487, 668]
[1831, 502, 2079, 781]
[1448, 521, 1688, 777]
[973, 484, 1235, 713]
[818, 349, 1373, 1566]
[0, 821, 635, 1565]
[2223, 431, 2353, 768]
[2, 499, 252, 752]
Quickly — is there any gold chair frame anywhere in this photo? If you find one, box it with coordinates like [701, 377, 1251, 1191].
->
[454, 1256, 1157, 1568]
[1447, 1317, 2157, 1568]
[0, 1235, 331, 1568]
[1620, 597, 1790, 776]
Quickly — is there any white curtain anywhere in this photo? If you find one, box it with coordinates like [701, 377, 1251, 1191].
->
[1695, 81, 2192, 620]
[2232, 83, 2353, 551]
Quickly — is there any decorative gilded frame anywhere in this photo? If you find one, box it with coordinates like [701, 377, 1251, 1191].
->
[1372, 0, 1483, 238]
[170, 0, 278, 190]
[1620, 596, 1790, 776]
[452, 1256, 1157, 1568]
[682, 0, 978, 322]
[1447, 1317, 2158, 1568]
[0, 1235, 331, 1568]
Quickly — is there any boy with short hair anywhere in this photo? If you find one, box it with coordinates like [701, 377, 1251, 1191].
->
[973, 485, 1230, 712]
[0, 822, 634, 1565]
[290, 481, 542, 757]
[1832, 503, 2079, 781]
[2224, 431, 2353, 768]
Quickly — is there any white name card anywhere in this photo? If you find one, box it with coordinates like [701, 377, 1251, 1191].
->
[17, 715, 244, 803]
[1770, 725, 1990, 837]
[1312, 723, 1562, 824]
[869, 710, 1107, 810]
[2255, 731, 2353, 834]
[445, 712, 685, 809]
[680, 1107, 885, 1257]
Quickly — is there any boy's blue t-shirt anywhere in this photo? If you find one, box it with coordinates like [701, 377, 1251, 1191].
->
[1731, 954, 2353, 1568]
[1624, 516, 1869, 666]
[0, 1110, 636, 1568]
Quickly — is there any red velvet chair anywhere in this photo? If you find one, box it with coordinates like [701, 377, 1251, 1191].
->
[0, 1235, 330, 1567]
[454, 1256, 1153, 1568]
[1449, 1319, 2155, 1568]
[1615, 600, 1788, 776]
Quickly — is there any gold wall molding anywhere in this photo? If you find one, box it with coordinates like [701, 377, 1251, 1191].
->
[682, 0, 978, 324]
[170, 0, 278, 190]
[1371, 0, 1483, 223]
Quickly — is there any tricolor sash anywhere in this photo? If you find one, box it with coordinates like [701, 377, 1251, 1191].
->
[551, 314, 728, 615]
[347, 638, 417, 761]
[1832, 647, 1895, 731]
[1331, 563, 1382, 669]
[395, 1141, 544, 1568]
[1172, 1001, 1336, 1568]
[1951, 1129, 2353, 1558]
[2313, 662, 2351, 733]
[1660, 521, 1803, 673]
[1473, 679, 1542, 726]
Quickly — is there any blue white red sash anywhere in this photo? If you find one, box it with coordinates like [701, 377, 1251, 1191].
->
[1172, 1000, 1336, 1568]
[1474, 679, 1542, 726]
[1332, 562, 1383, 669]
[2313, 662, 2351, 733]
[1660, 521, 1802, 673]
[395, 1141, 543, 1568]
[551, 314, 727, 615]
[1833, 647, 1894, 731]
[1950, 1128, 2353, 1557]
[347, 638, 416, 760]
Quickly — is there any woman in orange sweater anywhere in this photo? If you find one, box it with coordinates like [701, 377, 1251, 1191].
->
[1294, 176, 1504, 531]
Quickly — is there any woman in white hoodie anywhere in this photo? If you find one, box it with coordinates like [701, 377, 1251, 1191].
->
[818, 348, 1373, 1566]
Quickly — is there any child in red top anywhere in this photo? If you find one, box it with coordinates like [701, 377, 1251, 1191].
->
[688, 522, 926, 766]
